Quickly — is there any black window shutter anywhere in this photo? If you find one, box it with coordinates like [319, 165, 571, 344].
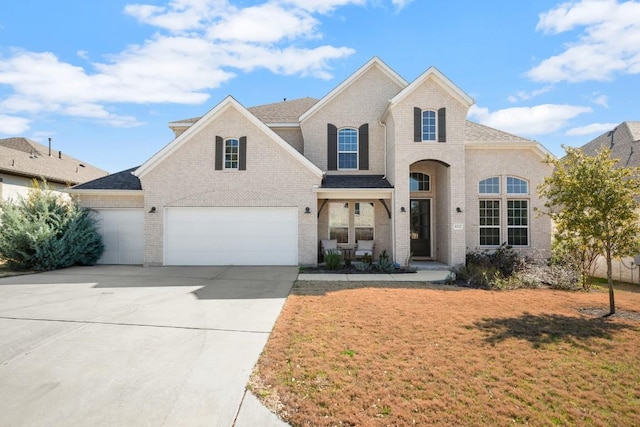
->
[413, 107, 422, 142]
[215, 136, 223, 170]
[438, 107, 446, 143]
[239, 136, 247, 170]
[358, 123, 369, 170]
[327, 123, 337, 171]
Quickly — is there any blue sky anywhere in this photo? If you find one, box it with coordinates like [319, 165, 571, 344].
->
[1, 0, 639, 173]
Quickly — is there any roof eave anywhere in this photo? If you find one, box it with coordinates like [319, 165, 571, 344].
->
[314, 188, 394, 199]
[65, 189, 144, 196]
[465, 141, 554, 160]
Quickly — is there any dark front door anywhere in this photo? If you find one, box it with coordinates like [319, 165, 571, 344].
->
[410, 199, 431, 258]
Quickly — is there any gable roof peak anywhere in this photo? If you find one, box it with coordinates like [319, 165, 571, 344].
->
[389, 65, 474, 109]
[299, 56, 408, 122]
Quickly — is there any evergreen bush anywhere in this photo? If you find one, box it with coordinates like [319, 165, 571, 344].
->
[0, 180, 104, 271]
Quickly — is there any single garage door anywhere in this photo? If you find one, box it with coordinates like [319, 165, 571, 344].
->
[94, 209, 144, 264]
[164, 207, 298, 266]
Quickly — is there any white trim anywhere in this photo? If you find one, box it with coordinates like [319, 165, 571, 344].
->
[135, 96, 323, 179]
[265, 122, 300, 128]
[315, 188, 393, 199]
[300, 57, 407, 123]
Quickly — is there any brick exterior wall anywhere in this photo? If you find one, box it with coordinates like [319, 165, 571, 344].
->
[75, 194, 144, 209]
[139, 106, 322, 266]
[464, 148, 552, 259]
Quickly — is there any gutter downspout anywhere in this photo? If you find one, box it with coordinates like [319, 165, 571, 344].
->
[378, 118, 395, 262]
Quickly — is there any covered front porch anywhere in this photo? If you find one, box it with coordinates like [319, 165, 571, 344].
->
[315, 175, 394, 263]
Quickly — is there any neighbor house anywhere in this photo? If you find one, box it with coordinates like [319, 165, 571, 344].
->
[0, 137, 107, 202]
[579, 121, 640, 284]
[69, 57, 553, 267]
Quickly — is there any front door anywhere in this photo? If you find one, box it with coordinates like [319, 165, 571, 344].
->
[410, 199, 431, 258]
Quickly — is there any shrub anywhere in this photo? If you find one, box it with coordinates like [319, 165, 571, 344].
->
[324, 250, 343, 270]
[0, 180, 104, 271]
[377, 250, 394, 273]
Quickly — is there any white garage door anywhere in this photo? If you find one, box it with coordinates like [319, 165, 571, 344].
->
[164, 207, 298, 266]
[95, 209, 144, 265]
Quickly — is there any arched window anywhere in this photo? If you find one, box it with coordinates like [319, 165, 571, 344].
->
[422, 110, 436, 141]
[479, 177, 500, 194]
[338, 128, 358, 169]
[507, 177, 528, 194]
[410, 172, 430, 192]
[224, 138, 239, 169]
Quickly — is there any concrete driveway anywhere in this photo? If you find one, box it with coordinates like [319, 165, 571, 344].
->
[0, 265, 295, 427]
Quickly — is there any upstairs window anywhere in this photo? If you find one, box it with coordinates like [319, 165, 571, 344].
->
[422, 110, 436, 141]
[338, 128, 358, 169]
[224, 138, 239, 169]
[410, 172, 431, 192]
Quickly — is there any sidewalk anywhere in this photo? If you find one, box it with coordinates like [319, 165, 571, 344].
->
[297, 269, 452, 282]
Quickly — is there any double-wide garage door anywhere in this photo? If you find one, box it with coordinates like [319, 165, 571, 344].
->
[164, 207, 298, 266]
[94, 209, 144, 265]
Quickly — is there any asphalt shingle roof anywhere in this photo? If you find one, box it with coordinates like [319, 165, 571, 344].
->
[322, 175, 393, 189]
[580, 121, 640, 168]
[0, 137, 108, 185]
[71, 167, 142, 190]
[464, 121, 536, 143]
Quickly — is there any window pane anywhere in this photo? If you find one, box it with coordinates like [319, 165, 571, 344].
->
[508, 228, 528, 246]
[507, 177, 528, 194]
[480, 228, 500, 246]
[507, 200, 528, 245]
[338, 128, 358, 169]
[479, 177, 500, 194]
[410, 172, 430, 192]
[225, 139, 239, 169]
[422, 110, 436, 141]
[355, 228, 374, 241]
[330, 227, 349, 244]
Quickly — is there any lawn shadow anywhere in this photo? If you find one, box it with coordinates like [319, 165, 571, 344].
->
[473, 312, 637, 349]
[292, 280, 464, 296]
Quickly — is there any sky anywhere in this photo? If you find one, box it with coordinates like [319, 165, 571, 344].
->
[1, 0, 639, 173]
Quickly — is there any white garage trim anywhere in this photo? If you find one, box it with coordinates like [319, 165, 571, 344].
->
[94, 209, 144, 265]
[164, 207, 298, 266]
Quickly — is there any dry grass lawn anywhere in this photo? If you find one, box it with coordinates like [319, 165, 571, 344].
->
[251, 281, 640, 426]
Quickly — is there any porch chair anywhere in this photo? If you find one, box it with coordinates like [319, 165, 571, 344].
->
[320, 239, 342, 259]
[355, 240, 374, 258]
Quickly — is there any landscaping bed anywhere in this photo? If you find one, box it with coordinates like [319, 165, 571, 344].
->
[251, 281, 640, 426]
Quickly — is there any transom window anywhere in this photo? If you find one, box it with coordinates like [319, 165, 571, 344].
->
[225, 138, 239, 169]
[479, 177, 500, 194]
[338, 128, 358, 169]
[329, 202, 350, 244]
[410, 172, 431, 192]
[507, 177, 528, 194]
[479, 200, 501, 246]
[422, 110, 436, 141]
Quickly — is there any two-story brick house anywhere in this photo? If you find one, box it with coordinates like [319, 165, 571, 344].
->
[70, 57, 553, 266]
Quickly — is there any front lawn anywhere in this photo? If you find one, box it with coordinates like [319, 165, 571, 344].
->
[251, 281, 640, 426]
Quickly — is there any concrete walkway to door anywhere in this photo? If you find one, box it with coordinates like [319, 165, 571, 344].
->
[0, 265, 293, 427]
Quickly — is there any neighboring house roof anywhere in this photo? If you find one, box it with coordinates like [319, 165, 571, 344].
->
[170, 97, 319, 127]
[322, 175, 393, 189]
[580, 121, 640, 167]
[135, 95, 324, 178]
[71, 166, 142, 191]
[0, 137, 108, 185]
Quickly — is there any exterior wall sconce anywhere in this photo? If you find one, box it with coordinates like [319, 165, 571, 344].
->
[400, 206, 406, 212]
[456, 207, 463, 213]
[149, 207, 156, 213]
[304, 207, 311, 214]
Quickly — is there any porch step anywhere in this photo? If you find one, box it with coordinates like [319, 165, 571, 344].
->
[411, 261, 451, 271]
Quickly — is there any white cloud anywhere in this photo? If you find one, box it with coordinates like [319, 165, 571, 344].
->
[565, 122, 618, 136]
[528, 0, 640, 82]
[507, 85, 553, 103]
[469, 104, 592, 135]
[0, 114, 30, 134]
[1, 0, 400, 127]
[592, 94, 608, 108]
[390, 0, 414, 10]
